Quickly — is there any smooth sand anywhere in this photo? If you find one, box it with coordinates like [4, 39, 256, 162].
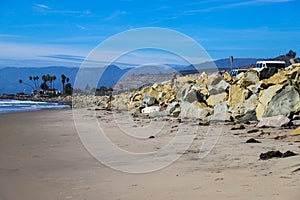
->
[0, 109, 299, 200]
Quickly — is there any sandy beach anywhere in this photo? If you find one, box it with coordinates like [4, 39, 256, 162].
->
[0, 109, 299, 200]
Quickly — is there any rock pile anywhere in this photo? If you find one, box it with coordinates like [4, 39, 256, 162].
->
[112, 65, 300, 124]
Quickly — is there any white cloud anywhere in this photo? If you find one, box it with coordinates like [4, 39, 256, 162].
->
[186, 0, 294, 13]
[105, 10, 127, 21]
[76, 24, 88, 30]
[33, 3, 91, 16]
[35, 3, 51, 10]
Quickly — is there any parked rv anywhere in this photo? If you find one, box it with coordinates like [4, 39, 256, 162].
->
[252, 60, 286, 72]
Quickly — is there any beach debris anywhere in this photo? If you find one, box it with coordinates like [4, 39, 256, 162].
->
[260, 151, 283, 160]
[148, 135, 155, 139]
[245, 138, 261, 143]
[260, 150, 298, 160]
[257, 115, 290, 128]
[274, 135, 287, 140]
[282, 150, 298, 158]
[292, 167, 300, 173]
[199, 121, 210, 126]
[247, 129, 260, 133]
[231, 124, 245, 130]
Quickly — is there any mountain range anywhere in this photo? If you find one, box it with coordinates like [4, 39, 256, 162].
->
[0, 58, 259, 95]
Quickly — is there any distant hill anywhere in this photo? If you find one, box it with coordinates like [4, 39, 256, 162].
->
[0, 65, 131, 95]
[0, 57, 263, 95]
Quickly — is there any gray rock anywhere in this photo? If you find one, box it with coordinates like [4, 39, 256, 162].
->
[177, 83, 192, 101]
[264, 85, 300, 118]
[257, 115, 290, 128]
[180, 102, 208, 119]
[149, 111, 168, 118]
[211, 102, 229, 121]
[237, 70, 259, 87]
[292, 120, 300, 126]
[229, 98, 258, 122]
[143, 93, 156, 106]
[141, 106, 160, 114]
[184, 89, 205, 103]
[208, 80, 230, 95]
[165, 102, 180, 115]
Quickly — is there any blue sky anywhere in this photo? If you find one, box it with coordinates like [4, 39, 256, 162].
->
[0, 0, 299, 67]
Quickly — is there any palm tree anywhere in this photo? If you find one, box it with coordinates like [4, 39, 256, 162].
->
[52, 75, 56, 90]
[61, 74, 66, 93]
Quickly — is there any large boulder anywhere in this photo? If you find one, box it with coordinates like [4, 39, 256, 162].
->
[176, 83, 192, 101]
[228, 85, 249, 107]
[180, 101, 209, 119]
[229, 98, 258, 122]
[185, 89, 205, 103]
[255, 84, 284, 120]
[141, 106, 160, 114]
[211, 102, 230, 121]
[259, 67, 278, 80]
[223, 71, 235, 84]
[191, 83, 209, 96]
[237, 70, 259, 87]
[260, 68, 288, 88]
[264, 85, 300, 118]
[206, 92, 227, 107]
[143, 93, 157, 106]
[208, 80, 230, 95]
[257, 115, 290, 128]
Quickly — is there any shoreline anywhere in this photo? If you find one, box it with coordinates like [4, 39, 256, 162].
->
[0, 95, 73, 106]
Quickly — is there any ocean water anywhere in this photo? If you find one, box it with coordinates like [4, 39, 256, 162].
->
[0, 99, 70, 114]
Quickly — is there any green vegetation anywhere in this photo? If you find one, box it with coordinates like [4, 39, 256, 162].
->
[19, 74, 73, 96]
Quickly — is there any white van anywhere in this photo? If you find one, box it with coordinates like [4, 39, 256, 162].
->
[253, 60, 286, 72]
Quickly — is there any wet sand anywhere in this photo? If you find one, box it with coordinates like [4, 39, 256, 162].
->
[0, 109, 299, 200]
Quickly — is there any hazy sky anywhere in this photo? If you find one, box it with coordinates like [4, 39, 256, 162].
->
[1, 0, 299, 67]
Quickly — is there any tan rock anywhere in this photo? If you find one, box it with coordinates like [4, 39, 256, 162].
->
[255, 84, 284, 120]
[194, 101, 213, 114]
[177, 76, 196, 83]
[149, 87, 159, 100]
[161, 84, 172, 93]
[247, 84, 260, 94]
[291, 126, 300, 135]
[141, 86, 151, 94]
[132, 93, 142, 101]
[222, 72, 234, 84]
[237, 70, 259, 87]
[196, 72, 208, 85]
[192, 83, 209, 96]
[228, 85, 249, 107]
[206, 92, 227, 107]
[260, 69, 288, 87]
